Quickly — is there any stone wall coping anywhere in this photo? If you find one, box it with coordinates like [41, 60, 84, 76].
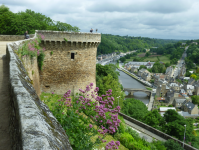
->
[36, 30, 100, 35]
[119, 112, 198, 150]
[6, 33, 72, 150]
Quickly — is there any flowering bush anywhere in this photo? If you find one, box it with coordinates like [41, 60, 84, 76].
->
[50, 83, 121, 150]
[17, 33, 46, 70]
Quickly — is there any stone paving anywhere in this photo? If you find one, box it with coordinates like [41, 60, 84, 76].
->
[0, 41, 12, 150]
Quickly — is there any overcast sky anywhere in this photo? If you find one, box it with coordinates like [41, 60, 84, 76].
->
[1, 0, 199, 39]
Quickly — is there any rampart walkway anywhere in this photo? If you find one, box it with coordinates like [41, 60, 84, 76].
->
[0, 41, 12, 150]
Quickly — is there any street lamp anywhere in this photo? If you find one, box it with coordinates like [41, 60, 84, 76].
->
[183, 125, 186, 148]
[117, 96, 120, 106]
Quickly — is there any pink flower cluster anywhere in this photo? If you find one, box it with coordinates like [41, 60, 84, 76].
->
[26, 36, 46, 57]
[60, 83, 121, 149]
[105, 141, 120, 150]
[28, 43, 36, 51]
[38, 34, 45, 40]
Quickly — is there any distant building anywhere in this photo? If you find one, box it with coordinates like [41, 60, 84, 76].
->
[181, 101, 198, 115]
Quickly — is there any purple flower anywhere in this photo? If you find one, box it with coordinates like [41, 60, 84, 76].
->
[89, 124, 93, 128]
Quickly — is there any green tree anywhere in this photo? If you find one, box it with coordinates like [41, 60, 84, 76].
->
[191, 95, 199, 105]
[144, 109, 164, 130]
[152, 140, 167, 150]
[165, 62, 170, 68]
[145, 51, 150, 57]
[122, 98, 148, 121]
[196, 67, 199, 73]
[120, 57, 126, 63]
[0, 5, 80, 35]
[97, 74, 125, 109]
[162, 110, 193, 141]
[164, 139, 184, 150]
[139, 65, 147, 70]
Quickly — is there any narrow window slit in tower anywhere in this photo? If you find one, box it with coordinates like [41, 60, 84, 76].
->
[71, 53, 75, 59]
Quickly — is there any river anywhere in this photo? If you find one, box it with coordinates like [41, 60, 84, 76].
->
[105, 62, 149, 105]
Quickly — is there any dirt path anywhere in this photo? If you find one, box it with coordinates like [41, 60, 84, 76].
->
[0, 41, 12, 150]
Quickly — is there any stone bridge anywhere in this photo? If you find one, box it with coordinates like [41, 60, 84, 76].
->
[124, 88, 151, 97]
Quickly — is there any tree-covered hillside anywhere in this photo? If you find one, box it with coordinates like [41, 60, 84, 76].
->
[97, 34, 180, 55]
[0, 5, 80, 35]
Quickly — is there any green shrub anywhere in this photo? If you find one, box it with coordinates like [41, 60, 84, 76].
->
[152, 140, 167, 150]
[120, 133, 134, 147]
[50, 51, 53, 55]
[125, 127, 140, 140]
[164, 139, 184, 150]
[37, 52, 45, 70]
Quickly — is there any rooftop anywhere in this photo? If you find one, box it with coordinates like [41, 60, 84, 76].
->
[159, 107, 176, 112]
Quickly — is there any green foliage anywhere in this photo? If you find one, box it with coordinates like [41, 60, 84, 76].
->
[97, 74, 125, 109]
[162, 110, 193, 141]
[196, 67, 199, 73]
[38, 52, 45, 70]
[139, 65, 147, 70]
[145, 51, 150, 57]
[186, 44, 199, 67]
[96, 64, 124, 109]
[152, 140, 167, 150]
[120, 57, 126, 63]
[191, 95, 199, 105]
[50, 51, 53, 55]
[32, 70, 34, 75]
[143, 109, 164, 130]
[0, 5, 80, 35]
[97, 34, 180, 55]
[122, 98, 148, 121]
[164, 139, 184, 150]
[165, 62, 170, 68]
[125, 127, 140, 140]
[151, 62, 166, 73]
[16, 34, 45, 70]
[96, 64, 119, 80]
[64, 38, 68, 42]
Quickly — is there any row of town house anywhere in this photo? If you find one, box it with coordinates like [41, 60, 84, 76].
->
[125, 61, 155, 70]
[156, 77, 199, 116]
[97, 52, 117, 61]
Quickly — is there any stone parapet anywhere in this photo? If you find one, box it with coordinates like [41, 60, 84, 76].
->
[6, 34, 72, 150]
[36, 30, 101, 42]
[0, 34, 34, 41]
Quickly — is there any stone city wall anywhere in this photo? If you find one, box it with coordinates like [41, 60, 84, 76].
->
[119, 112, 198, 150]
[0, 34, 34, 41]
[37, 30, 101, 95]
[6, 35, 72, 150]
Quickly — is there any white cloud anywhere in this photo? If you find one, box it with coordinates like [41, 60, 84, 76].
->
[1, 0, 199, 39]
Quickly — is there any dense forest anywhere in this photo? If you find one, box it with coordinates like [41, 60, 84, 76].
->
[97, 34, 181, 55]
[0, 5, 79, 35]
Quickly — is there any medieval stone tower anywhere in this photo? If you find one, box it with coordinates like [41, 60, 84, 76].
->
[37, 30, 101, 95]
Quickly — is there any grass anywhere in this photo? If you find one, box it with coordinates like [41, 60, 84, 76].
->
[145, 87, 152, 91]
[40, 92, 128, 150]
[196, 130, 199, 137]
[125, 54, 170, 64]
[143, 55, 170, 63]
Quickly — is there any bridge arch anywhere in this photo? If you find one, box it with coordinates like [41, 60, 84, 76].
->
[123, 88, 151, 97]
